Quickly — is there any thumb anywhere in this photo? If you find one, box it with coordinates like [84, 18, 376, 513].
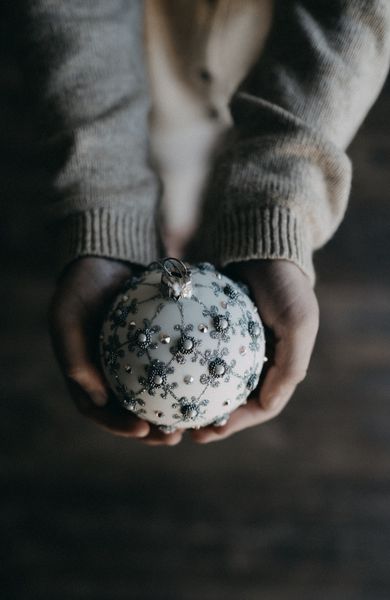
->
[49, 311, 108, 408]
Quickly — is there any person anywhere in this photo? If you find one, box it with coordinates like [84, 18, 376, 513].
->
[18, 1, 390, 445]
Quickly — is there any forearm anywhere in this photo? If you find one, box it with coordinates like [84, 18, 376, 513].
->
[193, 0, 390, 281]
[18, 0, 160, 268]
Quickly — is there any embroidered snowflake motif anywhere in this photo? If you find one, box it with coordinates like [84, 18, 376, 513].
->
[199, 354, 236, 388]
[127, 318, 160, 356]
[139, 359, 176, 397]
[211, 313, 232, 342]
[172, 395, 209, 423]
[247, 319, 263, 351]
[102, 334, 124, 374]
[246, 372, 258, 391]
[116, 383, 145, 413]
[196, 262, 216, 274]
[238, 309, 253, 336]
[170, 324, 202, 364]
[110, 300, 138, 328]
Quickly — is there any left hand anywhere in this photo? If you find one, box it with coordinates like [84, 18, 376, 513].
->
[191, 259, 319, 444]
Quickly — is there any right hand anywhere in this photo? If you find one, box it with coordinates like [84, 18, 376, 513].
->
[48, 256, 183, 445]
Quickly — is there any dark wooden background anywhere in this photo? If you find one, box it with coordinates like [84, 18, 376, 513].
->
[1, 13, 390, 600]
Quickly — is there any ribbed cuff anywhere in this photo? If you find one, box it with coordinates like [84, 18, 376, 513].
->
[190, 205, 315, 284]
[56, 207, 161, 272]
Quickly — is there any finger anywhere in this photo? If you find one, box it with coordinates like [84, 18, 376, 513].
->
[259, 315, 318, 411]
[50, 314, 109, 407]
[190, 398, 277, 444]
[140, 427, 184, 447]
[50, 309, 151, 437]
[67, 378, 150, 438]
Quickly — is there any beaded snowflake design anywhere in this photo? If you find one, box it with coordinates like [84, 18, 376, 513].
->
[100, 262, 265, 431]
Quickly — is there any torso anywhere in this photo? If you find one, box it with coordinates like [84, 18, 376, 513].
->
[144, 0, 274, 256]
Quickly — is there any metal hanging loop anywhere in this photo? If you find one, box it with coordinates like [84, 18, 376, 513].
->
[158, 257, 193, 301]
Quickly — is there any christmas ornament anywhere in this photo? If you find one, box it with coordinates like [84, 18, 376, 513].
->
[100, 258, 266, 432]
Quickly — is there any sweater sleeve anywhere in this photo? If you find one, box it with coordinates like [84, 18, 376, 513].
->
[192, 0, 390, 282]
[18, 0, 161, 270]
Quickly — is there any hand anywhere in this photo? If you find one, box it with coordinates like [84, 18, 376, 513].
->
[48, 256, 183, 445]
[191, 259, 319, 443]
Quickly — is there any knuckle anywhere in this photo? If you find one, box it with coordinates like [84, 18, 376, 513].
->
[285, 366, 307, 384]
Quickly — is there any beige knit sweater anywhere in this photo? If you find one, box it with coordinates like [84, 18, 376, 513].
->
[19, 1, 390, 282]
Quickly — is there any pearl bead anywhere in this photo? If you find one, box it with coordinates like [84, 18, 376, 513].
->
[215, 364, 225, 376]
[129, 321, 136, 328]
[138, 333, 147, 343]
[153, 375, 163, 385]
[220, 301, 227, 309]
[122, 295, 129, 302]
[219, 318, 228, 330]
[183, 338, 193, 350]
[184, 375, 194, 384]
[214, 416, 229, 427]
[263, 356, 269, 363]
[159, 425, 177, 434]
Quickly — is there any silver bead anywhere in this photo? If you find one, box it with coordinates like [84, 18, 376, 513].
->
[155, 410, 164, 418]
[239, 346, 247, 356]
[223, 399, 230, 406]
[138, 333, 147, 343]
[264, 356, 269, 363]
[153, 374, 163, 385]
[122, 295, 129, 302]
[159, 334, 171, 344]
[198, 323, 208, 333]
[216, 273, 222, 280]
[184, 375, 194, 384]
[129, 321, 136, 328]
[125, 365, 132, 373]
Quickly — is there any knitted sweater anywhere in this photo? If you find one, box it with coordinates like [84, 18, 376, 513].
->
[18, 1, 390, 282]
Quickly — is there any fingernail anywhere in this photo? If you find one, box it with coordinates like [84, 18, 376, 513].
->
[90, 391, 108, 407]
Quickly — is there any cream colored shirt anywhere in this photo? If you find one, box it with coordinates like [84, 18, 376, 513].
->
[144, 0, 274, 256]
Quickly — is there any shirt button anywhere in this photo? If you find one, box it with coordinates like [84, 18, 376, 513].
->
[207, 106, 219, 119]
[198, 67, 212, 83]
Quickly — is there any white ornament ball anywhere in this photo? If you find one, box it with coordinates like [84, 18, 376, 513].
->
[100, 259, 266, 432]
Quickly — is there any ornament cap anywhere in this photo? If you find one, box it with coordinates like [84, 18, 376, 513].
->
[157, 257, 193, 301]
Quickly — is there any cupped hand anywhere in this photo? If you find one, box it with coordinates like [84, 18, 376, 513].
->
[48, 256, 183, 445]
[191, 259, 319, 444]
